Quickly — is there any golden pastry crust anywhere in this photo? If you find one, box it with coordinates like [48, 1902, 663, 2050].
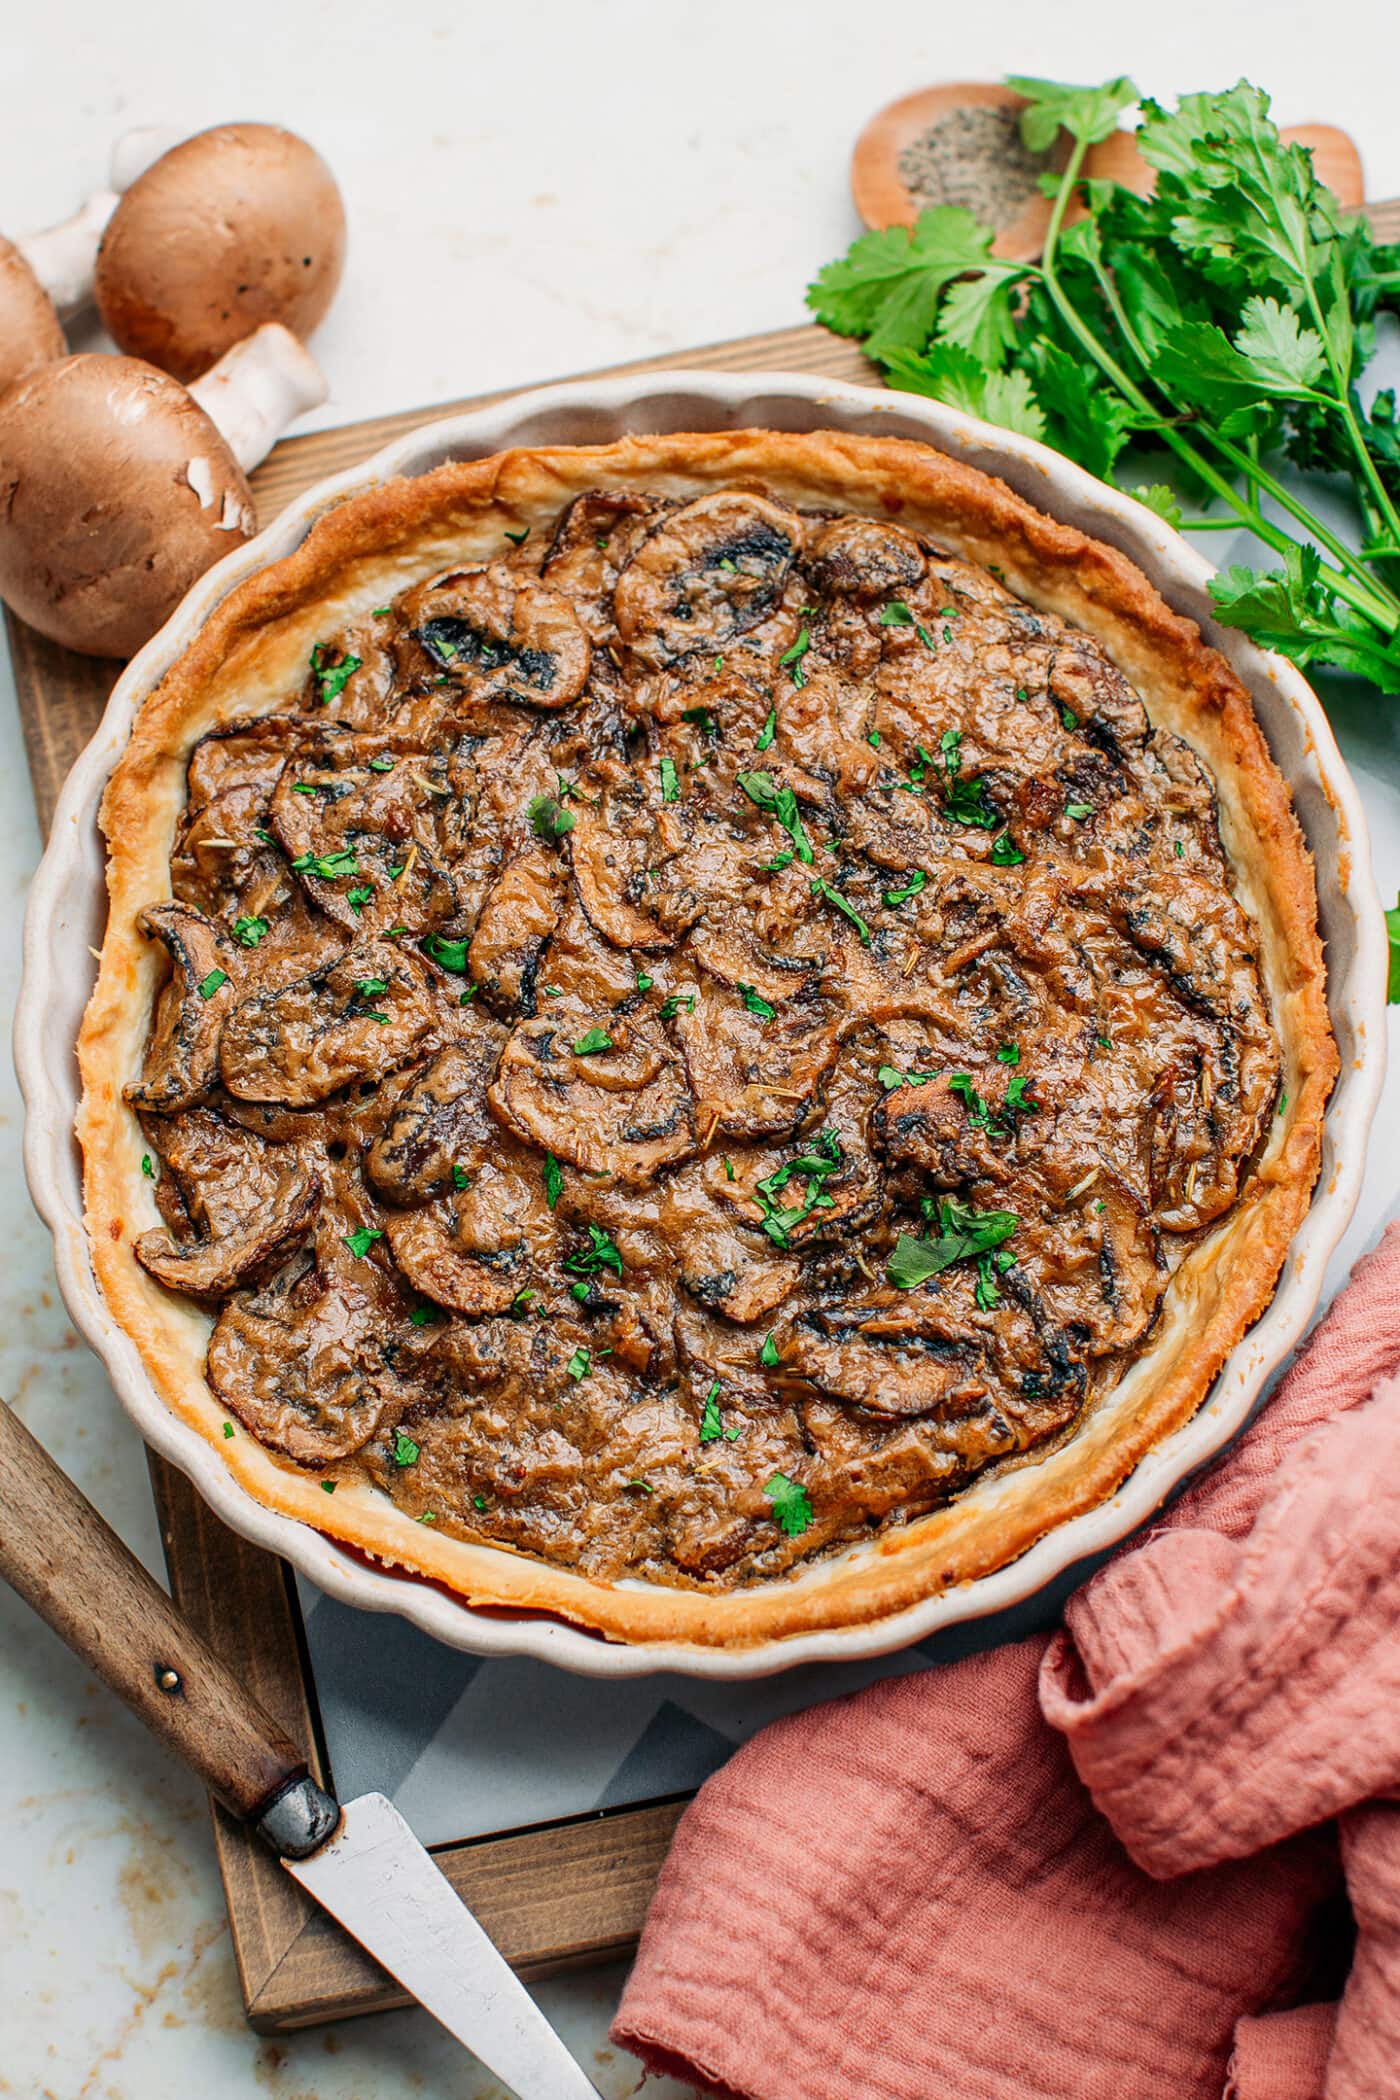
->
[78, 428, 1336, 1648]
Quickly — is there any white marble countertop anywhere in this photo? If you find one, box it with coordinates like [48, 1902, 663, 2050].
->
[4, 5, 1399, 2094]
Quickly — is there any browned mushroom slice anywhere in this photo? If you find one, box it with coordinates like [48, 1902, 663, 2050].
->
[186, 712, 309, 805]
[467, 847, 563, 1013]
[687, 890, 827, 1005]
[1032, 1169, 1162, 1357]
[566, 806, 675, 951]
[674, 987, 839, 1143]
[220, 939, 438, 1106]
[135, 1168, 322, 1299]
[538, 893, 645, 1010]
[804, 516, 926, 602]
[614, 491, 801, 668]
[384, 1159, 539, 1315]
[125, 903, 237, 1112]
[399, 564, 591, 709]
[674, 1223, 800, 1324]
[1048, 644, 1151, 757]
[140, 1102, 296, 1232]
[270, 745, 456, 936]
[489, 1013, 694, 1182]
[170, 781, 280, 916]
[207, 1259, 405, 1463]
[365, 1037, 504, 1206]
[785, 1303, 994, 1421]
[874, 1072, 1011, 1193]
[540, 489, 653, 638]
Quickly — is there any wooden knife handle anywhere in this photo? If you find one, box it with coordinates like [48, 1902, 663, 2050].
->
[0, 1396, 310, 1823]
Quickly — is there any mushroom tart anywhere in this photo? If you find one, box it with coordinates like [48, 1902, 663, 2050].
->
[78, 430, 1335, 1648]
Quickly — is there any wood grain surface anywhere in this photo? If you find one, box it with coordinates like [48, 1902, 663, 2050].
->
[9, 255, 1399, 2027]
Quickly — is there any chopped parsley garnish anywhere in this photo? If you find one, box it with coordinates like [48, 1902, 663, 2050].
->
[682, 706, 717, 735]
[512, 1287, 540, 1315]
[342, 1227, 384, 1259]
[291, 781, 322, 795]
[321, 1480, 337, 1494]
[565, 1346, 591, 1381]
[409, 1304, 442, 1327]
[699, 1382, 724, 1444]
[232, 915, 269, 948]
[422, 933, 469, 973]
[141, 1153, 155, 1178]
[371, 606, 391, 618]
[310, 646, 361, 707]
[1174, 838, 1186, 858]
[223, 1422, 234, 1438]
[758, 1332, 780, 1367]
[948, 1069, 1038, 1136]
[573, 1028, 613, 1056]
[717, 557, 738, 573]
[393, 1431, 420, 1467]
[737, 769, 813, 864]
[883, 870, 926, 907]
[346, 884, 375, 913]
[809, 875, 871, 946]
[635, 971, 654, 993]
[879, 600, 935, 649]
[765, 1472, 813, 1537]
[997, 1043, 1020, 1065]
[543, 1154, 564, 1210]
[713, 653, 725, 671]
[254, 827, 277, 845]
[763, 851, 795, 874]
[504, 526, 530, 545]
[368, 754, 396, 772]
[1060, 704, 1079, 730]
[737, 982, 776, 1021]
[472, 1493, 488, 1511]
[451, 1164, 470, 1190]
[355, 976, 389, 996]
[937, 728, 998, 829]
[755, 708, 777, 752]
[625, 1478, 653, 1494]
[878, 1065, 934, 1090]
[887, 1198, 1019, 1291]
[197, 968, 227, 1000]
[989, 831, 1025, 867]
[528, 791, 576, 841]
[659, 993, 696, 1019]
[292, 846, 359, 881]
[564, 1224, 624, 1280]
[1065, 800, 1094, 820]
[723, 1156, 736, 1182]
[659, 756, 680, 803]
[753, 1128, 843, 1249]
[779, 626, 813, 688]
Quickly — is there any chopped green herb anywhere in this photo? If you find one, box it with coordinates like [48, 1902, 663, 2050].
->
[717, 556, 738, 573]
[292, 846, 359, 881]
[879, 600, 936, 649]
[764, 1472, 813, 1537]
[222, 1422, 234, 1438]
[635, 972, 654, 994]
[779, 626, 813, 688]
[659, 993, 696, 1018]
[368, 754, 396, 772]
[754, 1128, 843, 1249]
[659, 755, 680, 803]
[141, 1153, 155, 1178]
[451, 1164, 470, 1190]
[543, 1154, 564, 1210]
[564, 1224, 624, 1280]
[512, 1287, 540, 1315]
[737, 770, 813, 864]
[887, 1198, 1019, 1290]
[1174, 838, 1186, 858]
[1096, 1033, 1112, 1051]
[989, 831, 1025, 867]
[763, 850, 795, 874]
[700, 1382, 723, 1444]
[1277, 1091, 1289, 1116]
[346, 885, 375, 913]
[867, 729, 881, 747]
[418, 1512, 436, 1524]
[291, 781, 321, 796]
[883, 869, 926, 907]
[422, 933, 469, 973]
[809, 875, 872, 946]
[393, 1431, 420, 1467]
[682, 705, 717, 735]
[232, 914, 269, 948]
[713, 653, 725, 671]
[355, 976, 389, 997]
[878, 1064, 934, 1090]
[997, 1043, 1020, 1065]
[310, 648, 361, 706]
[197, 968, 227, 1000]
[342, 1227, 384, 1259]
[504, 526, 530, 546]
[371, 606, 392, 618]
[472, 1493, 488, 1511]
[321, 1480, 336, 1494]
[409, 1304, 442, 1327]
[938, 728, 998, 829]
[255, 827, 277, 845]
[755, 709, 777, 752]
[1065, 800, 1094, 821]
[528, 792, 576, 841]
[723, 1156, 736, 1181]
[573, 1028, 613, 1056]
[759, 1332, 780, 1367]
[565, 1346, 591, 1381]
[737, 982, 777, 1021]
[625, 1478, 653, 1493]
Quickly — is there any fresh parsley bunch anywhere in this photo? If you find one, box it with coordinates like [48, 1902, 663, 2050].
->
[808, 76, 1400, 691]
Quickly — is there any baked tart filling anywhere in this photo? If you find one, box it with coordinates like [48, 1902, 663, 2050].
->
[119, 470, 1288, 1591]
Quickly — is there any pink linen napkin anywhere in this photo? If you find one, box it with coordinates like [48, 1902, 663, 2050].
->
[614, 1223, 1400, 2100]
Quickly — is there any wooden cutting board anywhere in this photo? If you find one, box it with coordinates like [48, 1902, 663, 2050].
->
[9, 219, 1400, 2027]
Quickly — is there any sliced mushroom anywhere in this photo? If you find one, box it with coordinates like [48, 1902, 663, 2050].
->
[565, 801, 675, 952]
[186, 712, 307, 805]
[135, 1167, 322, 1298]
[220, 939, 438, 1106]
[385, 1159, 539, 1315]
[365, 1038, 504, 1206]
[207, 1257, 407, 1463]
[401, 563, 590, 709]
[540, 488, 653, 639]
[489, 1012, 694, 1182]
[270, 743, 456, 936]
[468, 847, 563, 1013]
[786, 1302, 995, 1421]
[672, 1217, 800, 1324]
[804, 516, 926, 602]
[674, 986, 839, 1143]
[614, 491, 802, 667]
[125, 903, 236, 1112]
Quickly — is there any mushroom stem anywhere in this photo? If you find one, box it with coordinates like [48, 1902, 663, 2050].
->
[187, 322, 328, 472]
[108, 125, 186, 193]
[17, 191, 119, 318]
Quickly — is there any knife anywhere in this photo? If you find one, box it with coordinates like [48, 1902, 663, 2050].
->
[0, 1397, 603, 2099]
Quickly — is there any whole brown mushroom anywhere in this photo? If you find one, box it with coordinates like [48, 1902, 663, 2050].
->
[0, 239, 66, 395]
[0, 323, 325, 657]
[95, 123, 346, 382]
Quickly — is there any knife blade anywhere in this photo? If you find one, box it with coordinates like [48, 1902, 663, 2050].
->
[282, 1790, 603, 2098]
[0, 1398, 603, 2099]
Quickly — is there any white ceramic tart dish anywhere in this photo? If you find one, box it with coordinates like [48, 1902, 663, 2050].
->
[18, 374, 1385, 1679]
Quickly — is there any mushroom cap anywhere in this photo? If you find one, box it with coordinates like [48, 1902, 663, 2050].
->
[0, 353, 255, 658]
[0, 236, 66, 394]
[95, 123, 346, 382]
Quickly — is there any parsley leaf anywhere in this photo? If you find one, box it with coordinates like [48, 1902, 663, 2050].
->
[232, 914, 269, 948]
[755, 709, 776, 752]
[393, 1431, 420, 1467]
[310, 647, 361, 706]
[779, 626, 813, 687]
[809, 875, 872, 945]
[806, 206, 1022, 365]
[737, 770, 813, 864]
[759, 1332, 780, 1368]
[764, 1472, 814, 1537]
[564, 1224, 624, 1279]
[878, 1065, 934, 1090]
[342, 1226, 384, 1259]
[565, 1346, 591, 1381]
[543, 1154, 564, 1210]
[1008, 73, 1138, 149]
[699, 1382, 723, 1443]
[884, 342, 1046, 442]
[528, 792, 577, 841]
[659, 755, 680, 803]
[887, 1199, 1019, 1289]
[937, 728, 999, 829]
[197, 968, 227, 1000]
[737, 982, 777, 1020]
[292, 847, 358, 881]
[753, 1128, 843, 1249]
[883, 869, 926, 907]
[573, 1028, 613, 1056]
[422, 933, 470, 973]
